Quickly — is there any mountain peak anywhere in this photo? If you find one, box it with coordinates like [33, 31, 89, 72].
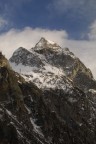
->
[36, 37, 55, 46]
[34, 37, 61, 50]
[14, 47, 26, 53]
[39, 37, 47, 43]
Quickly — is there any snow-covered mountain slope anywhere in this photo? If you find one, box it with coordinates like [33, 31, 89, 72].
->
[1, 41, 96, 143]
[9, 37, 96, 92]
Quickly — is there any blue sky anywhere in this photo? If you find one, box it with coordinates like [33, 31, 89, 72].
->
[1, 0, 96, 78]
[0, 0, 96, 39]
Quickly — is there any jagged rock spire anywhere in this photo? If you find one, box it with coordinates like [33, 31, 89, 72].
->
[34, 37, 61, 51]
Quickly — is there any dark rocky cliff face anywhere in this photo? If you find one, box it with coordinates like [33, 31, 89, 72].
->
[0, 51, 96, 144]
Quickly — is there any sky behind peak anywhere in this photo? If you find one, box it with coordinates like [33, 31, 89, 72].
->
[0, 0, 96, 39]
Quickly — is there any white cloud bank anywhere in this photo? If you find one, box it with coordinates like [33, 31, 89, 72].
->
[0, 27, 68, 58]
[0, 26, 96, 79]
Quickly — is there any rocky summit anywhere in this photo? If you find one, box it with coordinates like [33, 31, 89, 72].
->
[0, 38, 96, 144]
[10, 37, 95, 92]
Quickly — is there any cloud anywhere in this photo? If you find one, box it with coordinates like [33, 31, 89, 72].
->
[51, 0, 84, 13]
[0, 17, 8, 30]
[63, 39, 96, 78]
[0, 0, 32, 18]
[49, 0, 96, 21]
[88, 20, 96, 40]
[0, 27, 68, 58]
[52, 0, 96, 13]
[0, 27, 96, 79]
[0, 1, 32, 30]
